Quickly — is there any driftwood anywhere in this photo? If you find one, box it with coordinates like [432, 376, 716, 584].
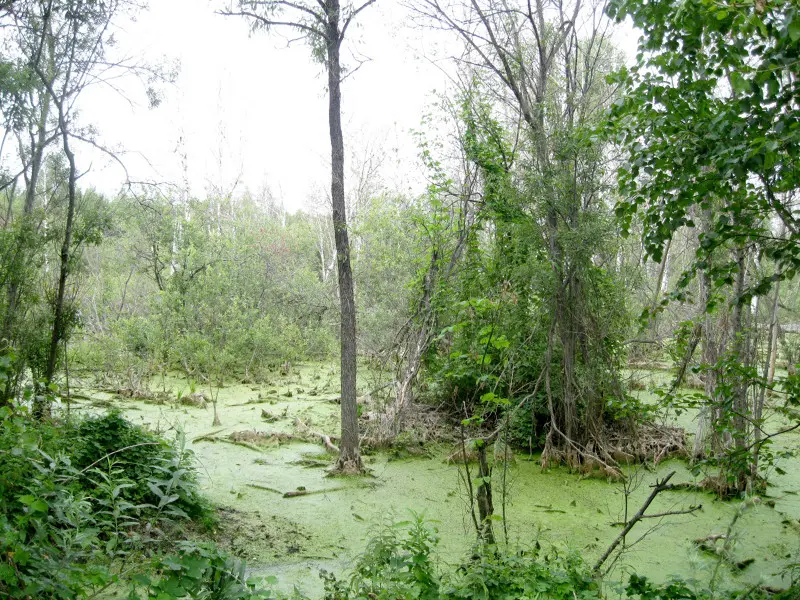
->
[293, 418, 339, 453]
[246, 484, 357, 498]
[192, 429, 226, 443]
[283, 486, 347, 498]
[246, 484, 283, 495]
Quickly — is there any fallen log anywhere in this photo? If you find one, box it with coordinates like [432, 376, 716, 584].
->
[246, 484, 283, 495]
[193, 429, 227, 443]
[283, 486, 347, 498]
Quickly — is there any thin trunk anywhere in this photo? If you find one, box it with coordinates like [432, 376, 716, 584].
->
[729, 245, 749, 492]
[40, 98, 77, 416]
[2, 72, 52, 344]
[694, 209, 716, 459]
[476, 442, 495, 545]
[328, 3, 361, 472]
[753, 278, 780, 484]
[650, 237, 672, 325]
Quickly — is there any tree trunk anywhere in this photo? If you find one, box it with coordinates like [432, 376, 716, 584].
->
[327, 3, 361, 473]
[476, 442, 495, 545]
[2, 50, 53, 348]
[729, 245, 749, 493]
[694, 208, 717, 459]
[40, 97, 77, 417]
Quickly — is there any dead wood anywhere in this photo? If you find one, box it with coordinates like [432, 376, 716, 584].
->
[593, 471, 701, 574]
[293, 418, 339, 453]
[246, 484, 283, 495]
[283, 486, 347, 498]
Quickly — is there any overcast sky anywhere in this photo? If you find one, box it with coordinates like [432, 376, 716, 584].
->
[77, 0, 637, 212]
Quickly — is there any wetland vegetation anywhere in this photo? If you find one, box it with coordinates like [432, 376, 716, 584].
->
[1, 0, 800, 598]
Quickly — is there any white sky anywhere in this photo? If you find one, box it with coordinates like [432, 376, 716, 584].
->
[77, 0, 638, 212]
[79, 0, 451, 211]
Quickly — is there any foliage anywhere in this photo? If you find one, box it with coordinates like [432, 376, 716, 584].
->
[607, 0, 800, 290]
[129, 542, 279, 600]
[0, 408, 213, 599]
[71, 410, 212, 521]
[624, 574, 799, 600]
[323, 515, 440, 600]
[606, 0, 800, 494]
[420, 86, 631, 453]
[320, 515, 603, 600]
[442, 547, 601, 600]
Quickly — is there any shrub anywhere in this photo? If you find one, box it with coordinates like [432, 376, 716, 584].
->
[0, 408, 214, 599]
[129, 541, 279, 600]
[70, 410, 211, 521]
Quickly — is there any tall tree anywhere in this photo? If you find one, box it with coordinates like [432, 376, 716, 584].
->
[415, 0, 628, 469]
[1, 0, 168, 414]
[222, 0, 376, 472]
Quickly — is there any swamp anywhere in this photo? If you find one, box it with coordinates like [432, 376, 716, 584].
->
[1, 0, 800, 598]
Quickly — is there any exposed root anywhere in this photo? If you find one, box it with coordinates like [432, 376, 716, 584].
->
[444, 439, 516, 465]
[332, 446, 364, 475]
[606, 422, 687, 464]
[180, 392, 209, 407]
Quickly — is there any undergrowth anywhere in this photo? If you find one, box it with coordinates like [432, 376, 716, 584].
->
[0, 407, 797, 599]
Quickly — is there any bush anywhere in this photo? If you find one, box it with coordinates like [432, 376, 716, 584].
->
[624, 574, 799, 600]
[322, 515, 440, 600]
[0, 408, 214, 599]
[130, 541, 279, 600]
[442, 547, 601, 600]
[70, 410, 211, 521]
[320, 515, 601, 600]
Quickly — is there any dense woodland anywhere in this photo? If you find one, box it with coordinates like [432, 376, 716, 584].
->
[0, 0, 799, 598]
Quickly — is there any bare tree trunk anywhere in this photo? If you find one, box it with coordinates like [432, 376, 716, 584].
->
[753, 277, 780, 485]
[327, 2, 362, 473]
[729, 245, 749, 493]
[694, 209, 716, 459]
[649, 237, 672, 328]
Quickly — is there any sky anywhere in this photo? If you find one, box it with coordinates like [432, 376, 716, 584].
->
[76, 0, 638, 212]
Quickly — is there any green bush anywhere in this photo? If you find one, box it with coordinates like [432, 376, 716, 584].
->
[442, 547, 601, 600]
[70, 410, 212, 521]
[624, 574, 799, 600]
[0, 408, 215, 599]
[322, 515, 440, 600]
[130, 541, 279, 600]
[320, 516, 601, 600]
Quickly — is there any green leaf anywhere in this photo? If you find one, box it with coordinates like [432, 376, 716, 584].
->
[729, 71, 750, 94]
[789, 15, 800, 42]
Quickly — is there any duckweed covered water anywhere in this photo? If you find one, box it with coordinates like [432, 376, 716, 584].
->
[72, 364, 800, 597]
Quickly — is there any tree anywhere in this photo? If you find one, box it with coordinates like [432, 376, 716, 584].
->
[222, 0, 377, 473]
[414, 0, 632, 469]
[606, 0, 800, 493]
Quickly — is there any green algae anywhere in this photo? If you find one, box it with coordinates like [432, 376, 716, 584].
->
[72, 364, 800, 598]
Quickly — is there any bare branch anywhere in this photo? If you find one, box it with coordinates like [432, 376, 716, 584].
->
[218, 8, 327, 41]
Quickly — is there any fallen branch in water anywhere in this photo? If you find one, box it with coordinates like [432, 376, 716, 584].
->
[246, 484, 283, 495]
[193, 429, 226, 443]
[594, 471, 699, 574]
[294, 418, 339, 453]
[283, 486, 347, 498]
